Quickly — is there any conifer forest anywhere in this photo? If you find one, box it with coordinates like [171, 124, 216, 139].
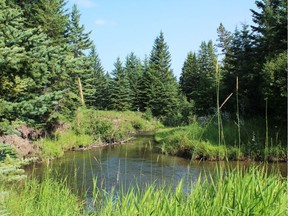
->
[0, 1, 287, 215]
[0, 0, 286, 130]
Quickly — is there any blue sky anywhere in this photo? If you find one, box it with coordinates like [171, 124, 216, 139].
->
[66, 0, 258, 78]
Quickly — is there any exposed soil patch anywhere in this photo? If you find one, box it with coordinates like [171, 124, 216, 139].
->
[0, 126, 41, 159]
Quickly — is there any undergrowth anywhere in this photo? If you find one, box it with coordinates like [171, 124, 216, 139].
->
[155, 118, 287, 161]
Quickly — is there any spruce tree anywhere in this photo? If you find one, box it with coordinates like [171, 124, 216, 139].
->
[125, 52, 143, 111]
[250, 0, 287, 120]
[179, 52, 200, 102]
[0, 0, 66, 125]
[251, 0, 287, 60]
[13, 0, 70, 45]
[146, 32, 179, 118]
[194, 41, 217, 115]
[83, 45, 108, 109]
[66, 4, 93, 107]
[222, 25, 260, 116]
[138, 56, 151, 111]
[68, 4, 92, 58]
[110, 58, 131, 111]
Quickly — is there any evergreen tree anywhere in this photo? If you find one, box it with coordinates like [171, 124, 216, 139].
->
[82, 45, 108, 109]
[110, 58, 131, 111]
[13, 0, 70, 45]
[66, 4, 93, 107]
[261, 51, 287, 121]
[251, 0, 287, 61]
[138, 56, 151, 111]
[222, 25, 260, 115]
[195, 41, 217, 115]
[250, 0, 287, 120]
[0, 0, 65, 125]
[145, 32, 179, 117]
[179, 52, 200, 102]
[216, 23, 233, 57]
[68, 4, 92, 58]
[125, 52, 143, 111]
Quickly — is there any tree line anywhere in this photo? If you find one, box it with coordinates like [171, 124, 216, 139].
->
[0, 0, 286, 133]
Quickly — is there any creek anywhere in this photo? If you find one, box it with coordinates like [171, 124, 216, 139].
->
[25, 132, 287, 202]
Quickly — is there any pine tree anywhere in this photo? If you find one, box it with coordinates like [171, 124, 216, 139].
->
[110, 58, 131, 111]
[146, 32, 179, 117]
[125, 52, 143, 111]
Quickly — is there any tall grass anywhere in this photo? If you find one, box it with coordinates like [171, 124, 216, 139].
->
[91, 166, 287, 215]
[155, 117, 287, 161]
[3, 165, 286, 215]
[4, 177, 83, 216]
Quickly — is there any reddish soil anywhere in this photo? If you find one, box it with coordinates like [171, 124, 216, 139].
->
[0, 126, 41, 159]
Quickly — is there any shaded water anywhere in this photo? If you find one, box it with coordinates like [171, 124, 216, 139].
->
[26, 133, 287, 199]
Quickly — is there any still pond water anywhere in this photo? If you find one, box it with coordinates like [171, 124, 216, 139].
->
[26, 133, 287, 199]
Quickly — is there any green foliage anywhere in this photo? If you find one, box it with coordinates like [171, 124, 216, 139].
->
[110, 58, 132, 111]
[179, 52, 199, 101]
[179, 41, 217, 115]
[4, 177, 83, 216]
[83, 45, 109, 109]
[39, 130, 93, 159]
[141, 32, 179, 118]
[125, 52, 144, 111]
[251, 0, 287, 59]
[0, 143, 17, 161]
[72, 108, 162, 142]
[155, 117, 287, 161]
[0, 155, 35, 183]
[93, 166, 287, 215]
[261, 51, 287, 120]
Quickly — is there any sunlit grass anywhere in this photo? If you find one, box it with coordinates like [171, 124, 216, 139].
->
[4, 177, 83, 216]
[155, 118, 287, 161]
[91, 166, 287, 216]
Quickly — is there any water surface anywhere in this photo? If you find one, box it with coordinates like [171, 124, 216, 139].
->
[26, 133, 287, 198]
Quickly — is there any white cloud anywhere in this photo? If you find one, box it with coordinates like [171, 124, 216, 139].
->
[72, 0, 97, 8]
[95, 19, 116, 27]
[95, 19, 107, 26]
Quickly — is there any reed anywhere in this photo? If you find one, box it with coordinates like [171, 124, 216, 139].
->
[91, 166, 287, 216]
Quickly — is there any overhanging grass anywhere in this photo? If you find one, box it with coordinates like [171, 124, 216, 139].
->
[154, 118, 287, 161]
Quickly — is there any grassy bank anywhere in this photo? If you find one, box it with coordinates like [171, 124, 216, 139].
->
[155, 118, 287, 161]
[2, 166, 287, 215]
[38, 108, 162, 159]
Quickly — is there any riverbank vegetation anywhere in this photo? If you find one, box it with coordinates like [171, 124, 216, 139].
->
[2, 166, 287, 215]
[0, 0, 286, 161]
[155, 117, 287, 161]
[0, 0, 286, 214]
[39, 108, 162, 159]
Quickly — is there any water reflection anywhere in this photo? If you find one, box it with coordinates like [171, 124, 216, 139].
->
[26, 133, 287, 199]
